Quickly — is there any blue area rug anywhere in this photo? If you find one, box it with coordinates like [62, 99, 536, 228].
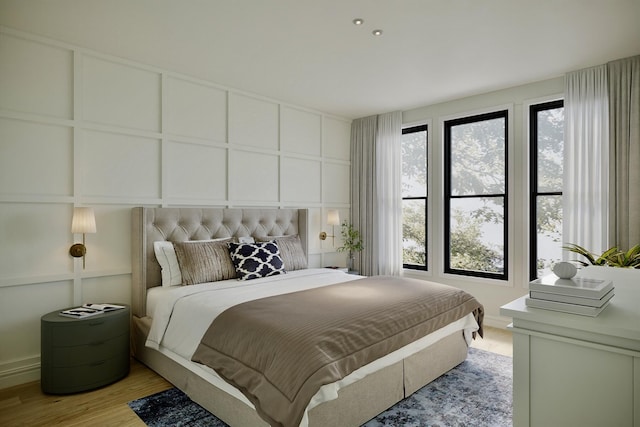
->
[128, 347, 512, 426]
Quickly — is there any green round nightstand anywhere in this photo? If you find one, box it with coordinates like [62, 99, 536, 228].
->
[40, 305, 130, 394]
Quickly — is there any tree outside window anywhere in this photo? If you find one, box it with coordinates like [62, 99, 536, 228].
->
[401, 124, 428, 270]
[444, 110, 508, 280]
[530, 100, 564, 279]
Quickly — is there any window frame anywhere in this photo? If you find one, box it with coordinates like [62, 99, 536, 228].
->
[401, 124, 429, 271]
[529, 99, 564, 281]
[443, 109, 509, 280]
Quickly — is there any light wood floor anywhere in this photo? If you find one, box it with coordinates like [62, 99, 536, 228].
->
[0, 326, 512, 427]
[470, 324, 513, 357]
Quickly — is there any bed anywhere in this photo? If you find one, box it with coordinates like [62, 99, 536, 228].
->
[131, 207, 483, 427]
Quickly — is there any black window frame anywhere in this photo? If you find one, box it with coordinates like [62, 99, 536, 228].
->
[401, 124, 428, 271]
[444, 110, 509, 280]
[529, 99, 564, 281]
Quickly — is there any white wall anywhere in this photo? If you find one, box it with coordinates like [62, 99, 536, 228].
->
[401, 77, 565, 327]
[0, 27, 352, 388]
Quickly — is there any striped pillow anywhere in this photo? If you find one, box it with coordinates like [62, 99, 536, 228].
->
[173, 238, 236, 285]
[256, 234, 307, 271]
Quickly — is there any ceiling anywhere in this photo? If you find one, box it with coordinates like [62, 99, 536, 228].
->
[2, 0, 640, 119]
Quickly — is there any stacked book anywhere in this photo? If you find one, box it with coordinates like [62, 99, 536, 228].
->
[526, 275, 614, 317]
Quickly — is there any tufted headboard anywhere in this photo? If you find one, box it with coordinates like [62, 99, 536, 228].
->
[131, 207, 309, 317]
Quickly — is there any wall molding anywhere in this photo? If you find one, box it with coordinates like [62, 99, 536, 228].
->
[0, 356, 40, 390]
[0, 25, 353, 390]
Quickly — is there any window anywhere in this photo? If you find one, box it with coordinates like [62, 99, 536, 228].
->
[530, 100, 564, 280]
[401, 124, 428, 270]
[444, 110, 508, 280]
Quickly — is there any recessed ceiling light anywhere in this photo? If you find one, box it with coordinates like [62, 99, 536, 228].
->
[353, 18, 364, 25]
[372, 29, 383, 36]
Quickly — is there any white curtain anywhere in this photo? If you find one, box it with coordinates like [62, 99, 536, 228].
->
[376, 111, 403, 275]
[563, 65, 610, 255]
[350, 111, 403, 276]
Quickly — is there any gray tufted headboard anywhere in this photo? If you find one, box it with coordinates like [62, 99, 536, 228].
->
[131, 207, 309, 317]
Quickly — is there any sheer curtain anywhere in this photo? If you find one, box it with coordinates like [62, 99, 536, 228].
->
[350, 112, 402, 276]
[608, 55, 640, 249]
[563, 65, 610, 255]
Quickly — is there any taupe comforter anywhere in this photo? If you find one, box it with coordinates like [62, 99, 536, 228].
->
[192, 275, 484, 427]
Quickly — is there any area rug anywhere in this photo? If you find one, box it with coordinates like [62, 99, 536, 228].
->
[128, 347, 512, 426]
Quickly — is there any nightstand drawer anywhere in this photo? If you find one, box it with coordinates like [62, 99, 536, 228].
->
[51, 333, 128, 367]
[50, 314, 129, 346]
[42, 354, 130, 394]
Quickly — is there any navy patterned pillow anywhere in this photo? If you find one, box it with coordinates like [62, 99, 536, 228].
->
[227, 241, 286, 281]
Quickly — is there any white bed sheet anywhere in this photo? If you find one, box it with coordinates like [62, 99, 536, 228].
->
[145, 269, 479, 426]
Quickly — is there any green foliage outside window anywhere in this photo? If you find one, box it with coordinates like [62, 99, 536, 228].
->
[401, 105, 564, 277]
[401, 126, 428, 268]
[533, 105, 564, 277]
[447, 114, 506, 275]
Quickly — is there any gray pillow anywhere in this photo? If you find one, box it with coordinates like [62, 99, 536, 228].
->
[173, 238, 236, 285]
[256, 234, 307, 271]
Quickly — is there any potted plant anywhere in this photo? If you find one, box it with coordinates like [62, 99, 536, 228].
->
[563, 243, 640, 268]
[337, 221, 364, 272]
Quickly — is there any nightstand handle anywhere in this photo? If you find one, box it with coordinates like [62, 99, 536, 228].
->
[88, 320, 105, 326]
[89, 360, 106, 367]
[89, 341, 105, 346]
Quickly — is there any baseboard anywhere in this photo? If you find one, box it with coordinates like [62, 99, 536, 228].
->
[0, 356, 40, 390]
[482, 314, 512, 330]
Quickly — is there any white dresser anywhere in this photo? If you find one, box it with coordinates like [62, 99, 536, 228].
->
[501, 266, 640, 427]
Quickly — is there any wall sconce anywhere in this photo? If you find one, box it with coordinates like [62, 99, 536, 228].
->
[319, 210, 340, 246]
[69, 207, 96, 269]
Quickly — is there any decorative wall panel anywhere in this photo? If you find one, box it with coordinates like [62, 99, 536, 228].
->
[230, 150, 279, 202]
[281, 157, 321, 203]
[0, 281, 73, 361]
[166, 141, 227, 201]
[82, 275, 131, 308]
[229, 93, 279, 150]
[84, 206, 133, 273]
[82, 56, 161, 131]
[0, 118, 72, 197]
[0, 203, 71, 279]
[281, 106, 321, 156]
[323, 162, 350, 204]
[81, 130, 161, 199]
[165, 76, 227, 142]
[0, 34, 73, 119]
[323, 117, 351, 160]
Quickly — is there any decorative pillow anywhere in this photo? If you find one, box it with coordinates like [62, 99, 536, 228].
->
[172, 238, 237, 285]
[256, 234, 307, 271]
[238, 236, 255, 244]
[154, 238, 235, 286]
[227, 241, 286, 281]
[153, 241, 183, 287]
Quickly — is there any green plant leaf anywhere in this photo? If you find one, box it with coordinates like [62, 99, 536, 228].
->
[563, 242, 640, 268]
[562, 243, 597, 265]
[336, 221, 363, 254]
